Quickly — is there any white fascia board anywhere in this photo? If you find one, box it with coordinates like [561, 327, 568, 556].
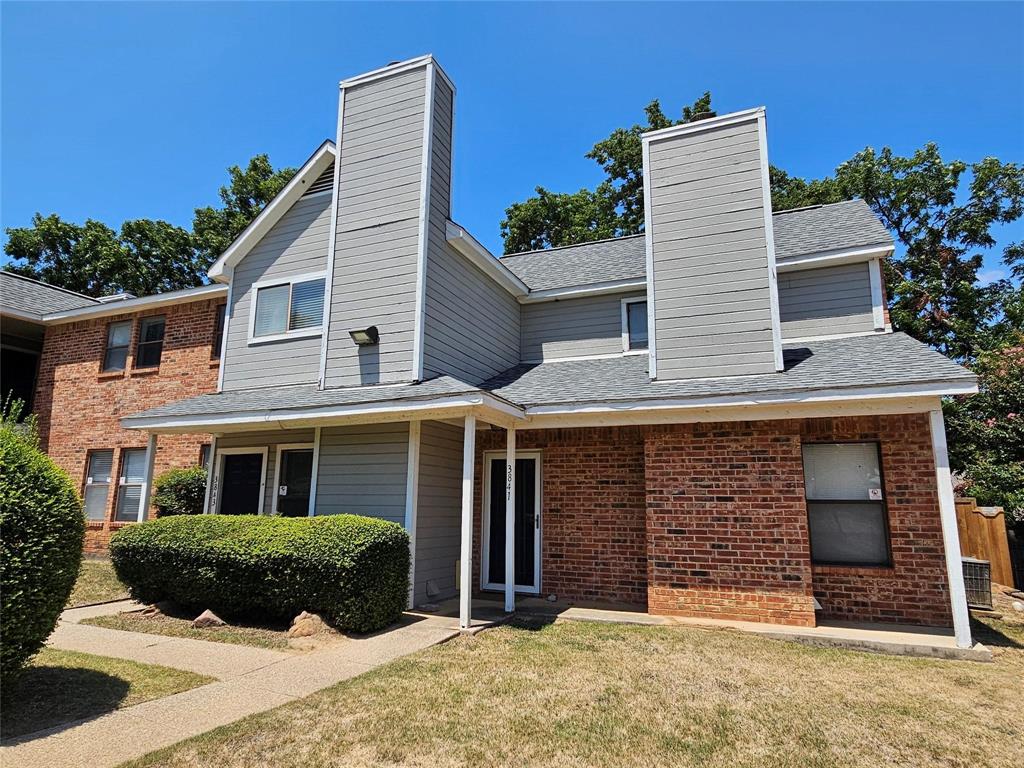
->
[519, 278, 646, 304]
[641, 134, 658, 380]
[122, 392, 525, 433]
[642, 107, 765, 144]
[42, 284, 228, 324]
[775, 244, 894, 272]
[207, 141, 336, 281]
[524, 380, 979, 418]
[1, 307, 44, 323]
[339, 55, 456, 95]
[445, 221, 529, 297]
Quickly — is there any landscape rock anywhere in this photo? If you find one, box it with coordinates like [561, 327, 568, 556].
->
[192, 609, 226, 628]
[288, 611, 330, 638]
[546, 594, 558, 603]
[1012, 601, 1024, 613]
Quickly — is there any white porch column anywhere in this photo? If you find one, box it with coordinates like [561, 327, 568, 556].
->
[504, 426, 516, 613]
[137, 433, 158, 523]
[928, 407, 973, 649]
[404, 421, 421, 609]
[203, 435, 219, 514]
[459, 415, 477, 630]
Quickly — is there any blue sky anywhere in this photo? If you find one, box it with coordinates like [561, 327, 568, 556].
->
[3, 1, 1022, 280]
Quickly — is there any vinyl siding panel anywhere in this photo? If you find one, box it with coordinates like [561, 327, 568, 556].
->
[647, 118, 777, 379]
[324, 66, 427, 387]
[520, 291, 645, 362]
[314, 422, 409, 523]
[221, 195, 330, 390]
[779, 262, 875, 339]
[215, 429, 315, 516]
[413, 420, 462, 603]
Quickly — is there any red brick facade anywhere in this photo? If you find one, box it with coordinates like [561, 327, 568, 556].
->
[35, 297, 224, 554]
[474, 414, 952, 628]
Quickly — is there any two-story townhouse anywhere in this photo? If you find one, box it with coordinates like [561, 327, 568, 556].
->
[2, 274, 228, 553]
[122, 56, 978, 648]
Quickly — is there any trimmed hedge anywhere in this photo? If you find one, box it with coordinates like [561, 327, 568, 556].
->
[109, 514, 409, 633]
[153, 466, 207, 516]
[0, 411, 85, 682]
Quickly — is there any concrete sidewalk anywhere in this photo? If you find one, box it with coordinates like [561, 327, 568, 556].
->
[2, 603, 460, 768]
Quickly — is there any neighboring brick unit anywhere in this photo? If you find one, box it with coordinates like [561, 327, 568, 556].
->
[473, 415, 951, 628]
[34, 297, 224, 553]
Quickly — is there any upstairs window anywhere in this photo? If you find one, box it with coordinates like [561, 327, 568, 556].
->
[802, 443, 891, 567]
[135, 316, 166, 368]
[622, 298, 648, 351]
[211, 304, 226, 359]
[251, 274, 326, 342]
[103, 321, 132, 371]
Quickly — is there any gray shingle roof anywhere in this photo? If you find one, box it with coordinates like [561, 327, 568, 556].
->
[479, 333, 973, 407]
[1, 271, 98, 319]
[123, 376, 486, 423]
[772, 199, 892, 261]
[498, 200, 893, 291]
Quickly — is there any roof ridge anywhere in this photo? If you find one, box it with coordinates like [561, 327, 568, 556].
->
[501, 233, 644, 260]
[773, 198, 864, 216]
[0, 270, 100, 303]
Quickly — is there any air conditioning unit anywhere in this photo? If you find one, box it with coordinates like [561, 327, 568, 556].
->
[962, 557, 992, 609]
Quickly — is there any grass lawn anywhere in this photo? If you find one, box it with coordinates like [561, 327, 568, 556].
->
[82, 611, 294, 650]
[0, 648, 212, 741]
[125, 618, 1023, 768]
[67, 559, 129, 607]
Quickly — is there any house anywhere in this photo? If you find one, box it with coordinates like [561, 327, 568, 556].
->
[120, 55, 976, 647]
[0, 272, 227, 552]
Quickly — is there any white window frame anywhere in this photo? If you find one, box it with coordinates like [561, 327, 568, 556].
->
[247, 271, 326, 346]
[271, 442, 315, 516]
[620, 296, 649, 354]
[480, 449, 542, 595]
[211, 447, 269, 516]
[114, 447, 149, 523]
[84, 449, 115, 521]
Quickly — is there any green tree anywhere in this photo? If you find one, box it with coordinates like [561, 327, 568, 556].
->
[500, 93, 715, 253]
[4, 154, 296, 297]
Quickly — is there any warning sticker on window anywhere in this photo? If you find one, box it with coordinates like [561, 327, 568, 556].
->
[868, 488, 883, 501]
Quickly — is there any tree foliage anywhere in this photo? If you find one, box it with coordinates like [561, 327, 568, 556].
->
[4, 155, 295, 297]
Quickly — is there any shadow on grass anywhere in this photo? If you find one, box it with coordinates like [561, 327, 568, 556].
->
[1, 665, 130, 743]
[969, 615, 1024, 650]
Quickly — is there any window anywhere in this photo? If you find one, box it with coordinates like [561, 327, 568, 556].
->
[115, 448, 148, 522]
[802, 443, 890, 567]
[135, 316, 165, 368]
[211, 304, 226, 359]
[251, 275, 326, 341]
[84, 450, 114, 521]
[199, 444, 212, 470]
[103, 321, 132, 371]
[622, 299, 648, 351]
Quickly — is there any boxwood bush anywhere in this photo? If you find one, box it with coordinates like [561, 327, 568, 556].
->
[109, 514, 409, 633]
[0, 404, 85, 682]
[153, 466, 207, 516]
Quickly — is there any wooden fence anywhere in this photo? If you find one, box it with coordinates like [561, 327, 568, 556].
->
[955, 497, 1016, 588]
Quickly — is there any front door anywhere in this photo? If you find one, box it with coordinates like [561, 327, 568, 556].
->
[218, 453, 265, 515]
[483, 453, 540, 593]
[276, 448, 314, 517]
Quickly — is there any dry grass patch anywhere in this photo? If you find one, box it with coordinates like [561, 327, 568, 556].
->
[82, 610, 295, 650]
[66, 559, 128, 607]
[1, 648, 212, 741]
[126, 619, 1023, 768]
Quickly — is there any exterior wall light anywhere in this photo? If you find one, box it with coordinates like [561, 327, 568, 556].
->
[349, 326, 379, 346]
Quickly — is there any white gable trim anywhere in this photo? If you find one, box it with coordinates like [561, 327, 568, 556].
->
[445, 222, 530, 297]
[207, 141, 336, 282]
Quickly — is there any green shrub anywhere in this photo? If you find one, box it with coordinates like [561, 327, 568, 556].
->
[0, 402, 84, 682]
[110, 514, 409, 633]
[153, 466, 207, 517]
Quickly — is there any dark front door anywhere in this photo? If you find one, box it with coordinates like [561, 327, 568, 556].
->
[486, 456, 538, 591]
[276, 449, 313, 517]
[219, 453, 264, 515]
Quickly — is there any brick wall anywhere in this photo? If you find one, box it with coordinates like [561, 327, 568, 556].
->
[645, 421, 816, 626]
[475, 427, 648, 605]
[34, 297, 224, 554]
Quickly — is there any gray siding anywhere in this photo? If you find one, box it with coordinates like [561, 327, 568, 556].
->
[221, 194, 330, 390]
[647, 117, 778, 379]
[421, 78, 520, 383]
[314, 422, 409, 523]
[323, 67, 428, 387]
[779, 262, 875, 339]
[520, 291, 644, 362]
[413, 420, 462, 604]
[215, 429, 315, 516]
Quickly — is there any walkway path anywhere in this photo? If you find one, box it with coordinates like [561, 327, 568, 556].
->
[3, 601, 462, 768]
